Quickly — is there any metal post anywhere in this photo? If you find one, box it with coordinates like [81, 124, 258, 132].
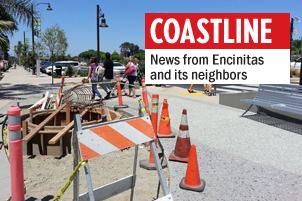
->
[290, 18, 294, 60]
[130, 145, 138, 201]
[31, 4, 35, 75]
[96, 4, 100, 62]
[150, 141, 169, 196]
[300, 38, 302, 85]
[74, 114, 95, 201]
[23, 31, 26, 47]
[36, 58, 40, 76]
[84, 163, 95, 201]
[73, 114, 81, 201]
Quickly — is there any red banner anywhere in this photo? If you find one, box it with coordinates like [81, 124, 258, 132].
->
[145, 13, 290, 49]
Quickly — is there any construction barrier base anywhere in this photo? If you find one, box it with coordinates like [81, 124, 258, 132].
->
[157, 128, 177, 138]
[114, 105, 129, 110]
[139, 158, 168, 170]
[179, 178, 206, 192]
[168, 151, 189, 163]
[157, 133, 176, 138]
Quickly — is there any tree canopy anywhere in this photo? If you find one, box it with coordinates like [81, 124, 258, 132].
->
[42, 25, 68, 60]
[0, 0, 33, 55]
[120, 42, 140, 57]
[291, 39, 302, 55]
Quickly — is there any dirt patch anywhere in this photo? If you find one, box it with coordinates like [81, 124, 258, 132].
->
[24, 147, 170, 201]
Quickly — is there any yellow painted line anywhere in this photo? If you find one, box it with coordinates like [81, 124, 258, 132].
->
[180, 91, 206, 96]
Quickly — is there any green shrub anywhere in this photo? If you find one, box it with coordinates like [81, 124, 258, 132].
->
[66, 66, 74, 77]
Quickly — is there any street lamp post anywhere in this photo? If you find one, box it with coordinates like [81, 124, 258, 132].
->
[31, 4, 35, 75]
[300, 38, 302, 85]
[96, 4, 109, 62]
[31, 2, 53, 75]
[293, 17, 302, 85]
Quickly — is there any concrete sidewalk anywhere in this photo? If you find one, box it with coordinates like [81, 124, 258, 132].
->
[107, 86, 302, 200]
[147, 86, 302, 201]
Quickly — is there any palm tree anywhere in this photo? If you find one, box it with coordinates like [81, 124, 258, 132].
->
[0, 0, 32, 52]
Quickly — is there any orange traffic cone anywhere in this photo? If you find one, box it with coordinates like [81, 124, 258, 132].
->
[141, 78, 150, 115]
[157, 99, 175, 138]
[179, 145, 206, 192]
[169, 109, 191, 163]
[139, 139, 167, 170]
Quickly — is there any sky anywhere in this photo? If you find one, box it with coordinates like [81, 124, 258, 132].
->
[8, 0, 302, 56]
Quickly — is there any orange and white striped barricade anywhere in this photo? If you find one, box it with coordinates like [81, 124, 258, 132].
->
[73, 113, 171, 201]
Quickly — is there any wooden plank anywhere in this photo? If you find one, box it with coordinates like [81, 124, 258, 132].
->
[48, 109, 88, 145]
[38, 130, 66, 134]
[44, 126, 65, 130]
[23, 103, 66, 142]
[66, 103, 71, 124]
[102, 107, 112, 121]
[22, 120, 28, 137]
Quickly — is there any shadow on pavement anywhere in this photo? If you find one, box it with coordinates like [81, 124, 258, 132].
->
[243, 113, 302, 135]
[173, 84, 257, 94]
[0, 83, 60, 100]
[26, 195, 54, 201]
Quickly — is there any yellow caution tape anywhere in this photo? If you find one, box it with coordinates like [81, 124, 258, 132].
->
[82, 80, 138, 87]
[53, 161, 87, 201]
[161, 116, 169, 121]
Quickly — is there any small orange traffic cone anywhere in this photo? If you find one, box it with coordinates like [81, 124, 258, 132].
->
[139, 138, 167, 170]
[141, 78, 150, 115]
[157, 99, 175, 138]
[169, 109, 191, 163]
[179, 145, 206, 192]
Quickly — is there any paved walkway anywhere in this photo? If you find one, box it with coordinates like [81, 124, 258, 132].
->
[1, 67, 302, 200]
[107, 86, 302, 201]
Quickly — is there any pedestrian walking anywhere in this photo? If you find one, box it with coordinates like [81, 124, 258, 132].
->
[101, 52, 114, 99]
[87, 57, 102, 101]
[187, 84, 195, 93]
[125, 56, 138, 98]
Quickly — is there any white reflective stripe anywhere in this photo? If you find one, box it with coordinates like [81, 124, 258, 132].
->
[141, 116, 153, 125]
[78, 129, 119, 155]
[109, 122, 152, 145]
[8, 116, 21, 124]
[155, 194, 173, 201]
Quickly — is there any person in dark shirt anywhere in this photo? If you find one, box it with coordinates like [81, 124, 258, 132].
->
[101, 52, 114, 99]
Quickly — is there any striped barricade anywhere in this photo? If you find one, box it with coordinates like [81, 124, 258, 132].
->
[77, 116, 155, 161]
[73, 114, 171, 201]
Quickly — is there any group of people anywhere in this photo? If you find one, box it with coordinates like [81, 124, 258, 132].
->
[187, 84, 217, 96]
[87, 53, 138, 101]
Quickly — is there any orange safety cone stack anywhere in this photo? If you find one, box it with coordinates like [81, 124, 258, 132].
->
[141, 78, 150, 115]
[179, 145, 206, 192]
[139, 137, 167, 170]
[157, 99, 175, 138]
[151, 94, 159, 135]
[114, 74, 128, 110]
[54, 76, 65, 109]
[169, 109, 191, 163]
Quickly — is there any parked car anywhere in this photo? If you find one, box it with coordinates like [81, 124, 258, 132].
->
[77, 66, 89, 76]
[45, 61, 80, 76]
[40, 61, 52, 73]
[97, 61, 126, 77]
[290, 57, 302, 69]
[113, 62, 126, 76]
